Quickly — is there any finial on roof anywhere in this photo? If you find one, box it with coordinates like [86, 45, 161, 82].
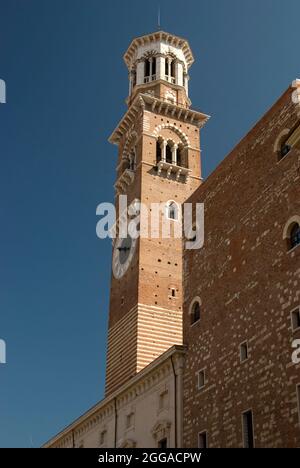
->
[157, 5, 161, 30]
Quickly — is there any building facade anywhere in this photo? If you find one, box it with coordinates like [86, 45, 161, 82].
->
[44, 31, 300, 448]
[183, 80, 300, 448]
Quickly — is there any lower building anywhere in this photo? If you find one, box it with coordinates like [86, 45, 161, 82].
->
[43, 346, 185, 448]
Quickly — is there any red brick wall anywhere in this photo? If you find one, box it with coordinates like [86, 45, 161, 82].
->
[183, 85, 300, 448]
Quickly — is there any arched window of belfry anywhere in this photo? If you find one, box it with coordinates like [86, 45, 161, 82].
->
[144, 59, 151, 79]
[177, 144, 186, 167]
[166, 142, 173, 164]
[152, 57, 156, 78]
[165, 58, 168, 77]
[165, 57, 176, 83]
[156, 139, 162, 163]
[171, 60, 175, 78]
[144, 56, 157, 82]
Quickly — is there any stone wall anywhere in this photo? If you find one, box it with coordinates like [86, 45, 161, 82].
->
[183, 81, 300, 448]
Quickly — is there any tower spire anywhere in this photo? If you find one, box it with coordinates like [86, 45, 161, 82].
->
[157, 5, 161, 30]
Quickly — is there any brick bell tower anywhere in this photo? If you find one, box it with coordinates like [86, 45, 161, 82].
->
[105, 31, 209, 395]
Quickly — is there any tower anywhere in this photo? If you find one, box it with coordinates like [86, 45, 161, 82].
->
[106, 31, 209, 395]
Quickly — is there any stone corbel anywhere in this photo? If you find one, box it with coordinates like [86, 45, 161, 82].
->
[176, 168, 182, 181]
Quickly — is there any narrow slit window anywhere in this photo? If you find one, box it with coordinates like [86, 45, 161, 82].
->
[166, 144, 172, 163]
[240, 342, 248, 362]
[197, 370, 205, 390]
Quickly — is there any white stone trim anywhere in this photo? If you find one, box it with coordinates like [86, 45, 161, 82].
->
[273, 128, 290, 153]
[188, 296, 202, 315]
[123, 31, 194, 70]
[109, 93, 209, 145]
[153, 123, 190, 147]
[165, 200, 180, 221]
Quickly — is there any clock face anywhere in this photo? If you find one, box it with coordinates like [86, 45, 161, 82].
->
[112, 235, 137, 279]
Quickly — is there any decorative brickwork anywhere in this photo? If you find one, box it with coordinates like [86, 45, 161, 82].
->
[183, 83, 300, 448]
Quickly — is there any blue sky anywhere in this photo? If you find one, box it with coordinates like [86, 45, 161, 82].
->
[0, 0, 299, 447]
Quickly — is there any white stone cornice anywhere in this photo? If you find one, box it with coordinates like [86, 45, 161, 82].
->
[114, 169, 135, 195]
[109, 95, 144, 145]
[124, 30, 194, 70]
[109, 93, 209, 152]
[157, 160, 191, 182]
[109, 94, 210, 146]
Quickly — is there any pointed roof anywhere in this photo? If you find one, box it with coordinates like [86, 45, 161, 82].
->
[123, 30, 194, 69]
